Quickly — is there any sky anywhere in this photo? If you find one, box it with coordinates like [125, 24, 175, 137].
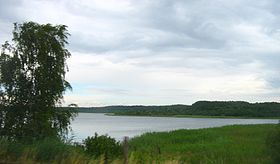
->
[0, 0, 280, 106]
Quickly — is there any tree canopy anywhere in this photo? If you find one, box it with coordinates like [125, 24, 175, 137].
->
[0, 22, 76, 141]
[76, 101, 280, 118]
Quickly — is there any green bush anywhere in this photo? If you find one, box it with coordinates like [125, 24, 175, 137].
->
[34, 138, 73, 162]
[83, 133, 122, 161]
[0, 137, 25, 160]
[0, 137, 93, 163]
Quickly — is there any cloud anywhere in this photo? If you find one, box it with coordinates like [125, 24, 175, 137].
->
[1, 0, 280, 106]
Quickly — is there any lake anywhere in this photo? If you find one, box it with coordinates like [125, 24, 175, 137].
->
[70, 113, 278, 141]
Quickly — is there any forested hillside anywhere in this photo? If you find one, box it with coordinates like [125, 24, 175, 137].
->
[76, 101, 280, 118]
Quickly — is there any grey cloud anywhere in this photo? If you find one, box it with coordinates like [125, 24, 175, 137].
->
[1, 0, 280, 105]
[67, 0, 280, 54]
[0, 0, 23, 21]
[2, 0, 280, 53]
[0, 0, 24, 42]
[2, 0, 279, 71]
[267, 77, 280, 89]
[64, 0, 229, 53]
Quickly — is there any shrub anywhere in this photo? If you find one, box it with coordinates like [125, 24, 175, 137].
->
[0, 137, 91, 163]
[83, 133, 122, 161]
[34, 138, 72, 162]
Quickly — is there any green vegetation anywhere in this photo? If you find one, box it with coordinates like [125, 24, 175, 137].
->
[0, 137, 89, 164]
[0, 138, 122, 164]
[0, 134, 123, 163]
[0, 124, 277, 163]
[0, 22, 76, 141]
[0, 134, 123, 164]
[128, 124, 276, 164]
[83, 133, 122, 162]
[77, 101, 280, 118]
[267, 123, 280, 163]
[76, 104, 191, 114]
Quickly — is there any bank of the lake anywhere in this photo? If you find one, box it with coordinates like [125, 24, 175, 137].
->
[107, 113, 280, 119]
[128, 124, 278, 164]
[0, 124, 278, 164]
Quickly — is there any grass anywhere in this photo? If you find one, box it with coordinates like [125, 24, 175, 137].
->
[128, 124, 276, 164]
[0, 124, 277, 163]
[0, 137, 124, 164]
[0, 137, 93, 164]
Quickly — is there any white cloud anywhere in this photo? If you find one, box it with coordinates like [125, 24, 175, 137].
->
[1, 0, 280, 106]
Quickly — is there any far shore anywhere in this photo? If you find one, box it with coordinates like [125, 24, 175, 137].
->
[102, 113, 280, 119]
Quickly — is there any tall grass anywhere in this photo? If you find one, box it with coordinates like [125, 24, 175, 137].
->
[0, 137, 93, 164]
[266, 123, 280, 164]
[0, 124, 277, 164]
[128, 124, 276, 164]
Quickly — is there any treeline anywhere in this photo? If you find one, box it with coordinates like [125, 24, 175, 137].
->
[75, 101, 280, 118]
[75, 104, 191, 115]
[190, 101, 280, 117]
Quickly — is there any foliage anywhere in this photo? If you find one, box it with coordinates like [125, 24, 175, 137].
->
[0, 137, 92, 164]
[0, 22, 76, 141]
[129, 124, 276, 164]
[83, 133, 122, 161]
[190, 101, 280, 117]
[77, 101, 280, 118]
[0, 125, 277, 163]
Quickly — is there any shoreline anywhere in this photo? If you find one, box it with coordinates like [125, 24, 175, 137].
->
[102, 113, 280, 119]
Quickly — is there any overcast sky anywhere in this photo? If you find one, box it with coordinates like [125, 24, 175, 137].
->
[1, 0, 280, 106]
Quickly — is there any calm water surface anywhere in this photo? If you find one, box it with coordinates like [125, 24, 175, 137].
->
[71, 113, 278, 141]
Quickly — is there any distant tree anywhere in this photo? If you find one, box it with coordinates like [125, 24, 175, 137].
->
[68, 103, 78, 107]
[0, 22, 76, 141]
